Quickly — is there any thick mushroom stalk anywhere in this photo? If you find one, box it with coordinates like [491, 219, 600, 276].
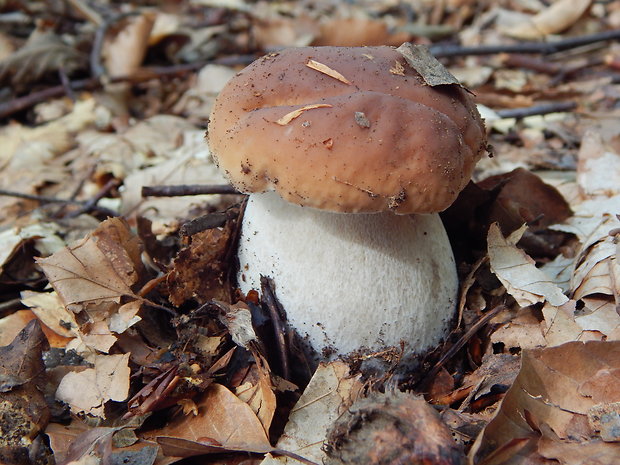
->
[238, 192, 458, 359]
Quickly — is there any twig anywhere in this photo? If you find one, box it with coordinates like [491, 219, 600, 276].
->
[430, 29, 620, 57]
[58, 68, 77, 101]
[502, 54, 561, 75]
[142, 184, 239, 197]
[495, 101, 577, 119]
[0, 298, 24, 315]
[0, 189, 84, 205]
[418, 305, 505, 390]
[180, 207, 240, 237]
[65, 178, 120, 218]
[260, 276, 290, 381]
[0, 56, 257, 120]
[0, 188, 118, 218]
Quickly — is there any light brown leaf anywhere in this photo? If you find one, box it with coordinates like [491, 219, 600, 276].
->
[504, 0, 593, 40]
[305, 60, 351, 85]
[36, 217, 144, 312]
[21, 290, 78, 339]
[56, 353, 131, 418]
[275, 104, 333, 126]
[235, 351, 277, 435]
[488, 223, 569, 307]
[103, 12, 155, 78]
[470, 341, 620, 464]
[262, 361, 362, 465]
[0, 309, 71, 348]
[154, 383, 272, 455]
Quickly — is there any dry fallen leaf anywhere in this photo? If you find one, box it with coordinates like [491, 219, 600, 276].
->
[36, 217, 144, 312]
[488, 223, 569, 307]
[56, 353, 131, 418]
[103, 12, 155, 78]
[470, 341, 620, 464]
[153, 383, 273, 456]
[504, 0, 593, 40]
[0, 320, 51, 463]
[314, 16, 410, 47]
[236, 366, 277, 437]
[120, 129, 231, 225]
[261, 361, 362, 465]
[21, 290, 78, 339]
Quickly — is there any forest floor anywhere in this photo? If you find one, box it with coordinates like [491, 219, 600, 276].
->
[1, 1, 620, 464]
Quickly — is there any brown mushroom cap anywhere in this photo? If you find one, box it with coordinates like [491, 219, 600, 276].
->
[208, 45, 486, 214]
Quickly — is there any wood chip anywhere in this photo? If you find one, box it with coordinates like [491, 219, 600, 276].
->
[306, 59, 351, 85]
[275, 104, 332, 126]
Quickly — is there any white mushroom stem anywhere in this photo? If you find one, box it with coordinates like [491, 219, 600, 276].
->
[237, 192, 459, 360]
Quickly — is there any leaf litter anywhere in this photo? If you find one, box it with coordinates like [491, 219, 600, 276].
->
[1, 1, 620, 464]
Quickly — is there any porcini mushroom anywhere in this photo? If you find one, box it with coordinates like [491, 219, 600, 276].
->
[208, 45, 486, 362]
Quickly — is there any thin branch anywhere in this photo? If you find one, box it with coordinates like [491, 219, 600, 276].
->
[418, 305, 506, 390]
[142, 184, 240, 197]
[65, 178, 120, 218]
[430, 29, 620, 57]
[0, 188, 118, 218]
[496, 101, 577, 119]
[261, 276, 290, 381]
[0, 55, 257, 120]
[0, 189, 84, 205]
[180, 207, 240, 237]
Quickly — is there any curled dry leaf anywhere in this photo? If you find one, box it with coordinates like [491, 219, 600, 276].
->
[488, 223, 569, 307]
[504, 0, 593, 40]
[570, 213, 620, 301]
[217, 301, 258, 349]
[35, 218, 147, 352]
[235, 365, 277, 437]
[470, 341, 620, 465]
[0, 223, 64, 274]
[103, 12, 155, 78]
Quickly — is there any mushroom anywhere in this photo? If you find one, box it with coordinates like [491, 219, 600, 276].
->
[207, 45, 486, 362]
